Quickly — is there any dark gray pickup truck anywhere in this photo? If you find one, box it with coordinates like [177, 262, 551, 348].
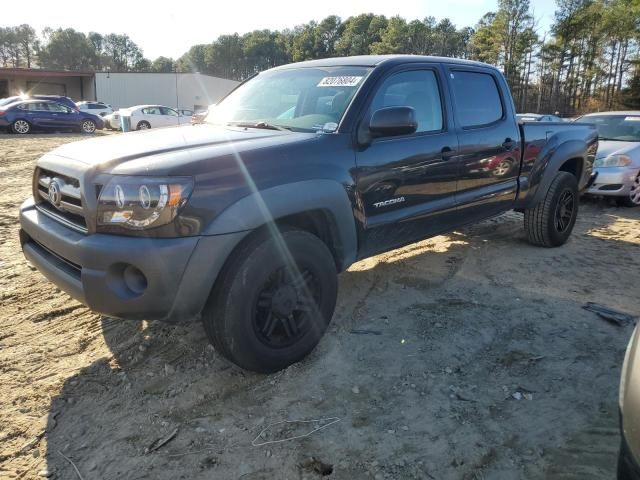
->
[20, 55, 598, 372]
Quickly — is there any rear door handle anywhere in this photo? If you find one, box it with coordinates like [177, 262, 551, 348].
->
[441, 146, 456, 159]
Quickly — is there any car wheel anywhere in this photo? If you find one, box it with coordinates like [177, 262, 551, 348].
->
[524, 171, 579, 247]
[617, 173, 640, 207]
[81, 119, 96, 134]
[494, 159, 512, 177]
[137, 121, 151, 130]
[11, 119, 31, 134]
[202, 227, 338, 373]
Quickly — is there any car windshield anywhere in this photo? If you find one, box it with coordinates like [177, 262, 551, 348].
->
[0, 96, 22, 107]
[205, 66, 372, 132]
[579, 114, 640, 142]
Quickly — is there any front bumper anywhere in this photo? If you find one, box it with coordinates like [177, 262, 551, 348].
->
[586, 166, 639, 197]
[19, 198, 246, 322]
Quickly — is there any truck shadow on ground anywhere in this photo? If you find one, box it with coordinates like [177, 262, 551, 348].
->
[40, 203, 638, 480]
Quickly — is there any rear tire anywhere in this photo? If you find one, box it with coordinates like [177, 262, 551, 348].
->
[11, 119, 30, 134]
[136, 121, 150, 130]
[202, 227, 338, 373]
[524, 171, 579, 247]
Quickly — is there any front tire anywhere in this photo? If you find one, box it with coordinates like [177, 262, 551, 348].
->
[81, 119, 96, 134]
[202, 228, 338, 373]
[11, 119, 30, 134]
[617, 173, 640, 207]
[524, 171, 579, 247]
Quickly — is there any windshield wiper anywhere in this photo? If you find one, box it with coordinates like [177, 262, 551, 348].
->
[228, 121, 291, 132]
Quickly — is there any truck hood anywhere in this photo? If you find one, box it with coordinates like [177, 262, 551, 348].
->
[596, 140, 640, 159]
[47, 124, 302, 167]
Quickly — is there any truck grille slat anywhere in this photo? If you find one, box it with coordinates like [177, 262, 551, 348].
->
[34, 168, 87, 233]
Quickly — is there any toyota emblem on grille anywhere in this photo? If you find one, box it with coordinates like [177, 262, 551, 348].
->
[48, 181, 62, 207]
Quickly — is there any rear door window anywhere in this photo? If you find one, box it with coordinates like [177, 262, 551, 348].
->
[450, 71, 503, 128]
[30, 103, 49, 112]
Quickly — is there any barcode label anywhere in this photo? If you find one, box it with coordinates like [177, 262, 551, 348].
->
[317, 76, 363, 87]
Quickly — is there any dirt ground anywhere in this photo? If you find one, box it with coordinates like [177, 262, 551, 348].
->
[1, 132, 639, 480]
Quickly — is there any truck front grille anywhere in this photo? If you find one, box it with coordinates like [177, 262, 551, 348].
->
[34, 168, 88, 233]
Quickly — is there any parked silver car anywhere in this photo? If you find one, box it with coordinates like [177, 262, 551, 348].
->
[517, 113, 564, 122]
[77, 101, 114, 117]
[579, 112, 640, 207]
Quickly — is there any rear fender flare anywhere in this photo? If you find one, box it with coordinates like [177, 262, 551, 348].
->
[520, 139, 586, 208]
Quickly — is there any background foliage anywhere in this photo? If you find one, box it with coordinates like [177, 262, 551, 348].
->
[1, 0, 639, 113]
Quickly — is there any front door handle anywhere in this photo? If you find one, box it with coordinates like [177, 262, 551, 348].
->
[441, 146, 455, 159]
[502, 138, 515, 150]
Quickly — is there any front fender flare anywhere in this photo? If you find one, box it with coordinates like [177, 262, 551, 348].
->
[204, 180, 358, 270]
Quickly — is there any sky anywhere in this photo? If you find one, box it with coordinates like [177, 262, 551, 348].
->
[4, 0, 558, 60]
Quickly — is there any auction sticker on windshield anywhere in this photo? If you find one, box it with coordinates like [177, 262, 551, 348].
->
[317, 76, 363, 87]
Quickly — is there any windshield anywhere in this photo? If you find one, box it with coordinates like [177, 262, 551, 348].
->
[0, 96, 22, 107]
[205, 66, 371, 132]
[580, 114, 640, 142]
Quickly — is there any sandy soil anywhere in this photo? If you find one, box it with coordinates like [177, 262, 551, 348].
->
[1, 132, 639, 480]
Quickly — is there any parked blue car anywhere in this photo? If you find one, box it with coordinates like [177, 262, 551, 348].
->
[0, 99, 104, 134]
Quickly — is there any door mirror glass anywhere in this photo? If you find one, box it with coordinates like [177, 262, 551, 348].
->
[369, 106, 417, 138]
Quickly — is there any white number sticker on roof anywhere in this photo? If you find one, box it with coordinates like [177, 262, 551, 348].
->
[317, 76, 363, 87]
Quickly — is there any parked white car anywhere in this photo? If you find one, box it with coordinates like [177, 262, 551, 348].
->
[107, 105, 191, 131]
[103, 110, 125, 130]
[77, 101, 114, 117]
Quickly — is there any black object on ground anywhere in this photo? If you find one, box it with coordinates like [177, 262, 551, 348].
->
[583, 302, 636, 327]
[350, 329, 383, 335]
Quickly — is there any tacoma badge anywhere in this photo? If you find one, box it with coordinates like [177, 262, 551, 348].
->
[373, 197, 406, 209]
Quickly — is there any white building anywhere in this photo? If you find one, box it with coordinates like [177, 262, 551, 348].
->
[94, 72, 239, 112]
[0, 68, 239, 112]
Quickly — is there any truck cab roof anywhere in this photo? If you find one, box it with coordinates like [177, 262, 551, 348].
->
[271, 55, 498, 71]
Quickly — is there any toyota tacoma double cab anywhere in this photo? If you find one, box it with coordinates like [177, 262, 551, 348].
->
[20, 56, 598, 372]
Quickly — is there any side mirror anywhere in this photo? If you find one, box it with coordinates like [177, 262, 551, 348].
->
[369, 106, 417, 138]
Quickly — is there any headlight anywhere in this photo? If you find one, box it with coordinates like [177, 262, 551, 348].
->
[97, 176, 193, 230]
[594, 154, 632, 168]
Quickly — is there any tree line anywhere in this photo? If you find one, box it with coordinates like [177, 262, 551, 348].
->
[0, 26, 163, 72]
[1, 0, 639, 113]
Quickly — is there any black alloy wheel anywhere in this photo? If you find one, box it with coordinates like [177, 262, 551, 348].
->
[253, 267, 319, 349]
[554, 189, 575, 233]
